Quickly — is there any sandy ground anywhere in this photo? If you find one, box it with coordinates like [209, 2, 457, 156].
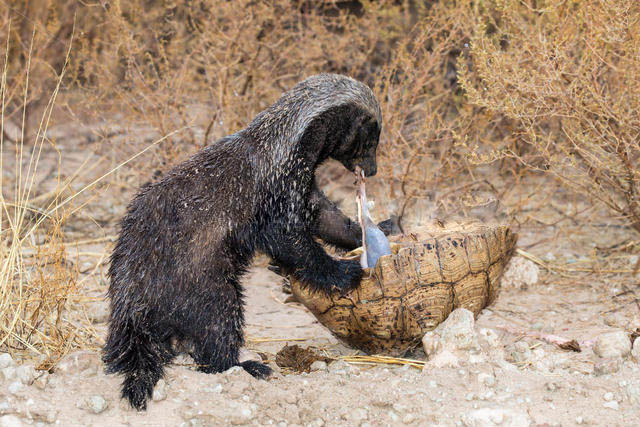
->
[2, 124, 640, 426]
[2, 257, 640, 427]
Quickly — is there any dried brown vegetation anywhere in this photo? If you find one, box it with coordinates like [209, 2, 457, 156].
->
[1, 0, 638, 359]
[458, 0, 640, 233]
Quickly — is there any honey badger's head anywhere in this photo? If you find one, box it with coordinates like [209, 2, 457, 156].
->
[330, 112, 381, 177]
[249, 74, 383, 176]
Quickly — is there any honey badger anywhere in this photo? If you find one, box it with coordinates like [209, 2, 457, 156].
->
[103, 74, 392, 410]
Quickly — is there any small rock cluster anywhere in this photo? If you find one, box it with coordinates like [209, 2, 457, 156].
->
[422, 308, 511, 370]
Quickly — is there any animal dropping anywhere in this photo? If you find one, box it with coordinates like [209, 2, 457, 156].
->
[355, 166, 391, 269]
[291, 221, 517, 356]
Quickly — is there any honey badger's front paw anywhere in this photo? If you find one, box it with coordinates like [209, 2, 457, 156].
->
[293, 258, 362, 296]
[328, 259, 363, 295]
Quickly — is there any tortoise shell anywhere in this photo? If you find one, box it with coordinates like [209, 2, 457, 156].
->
[290, 222, 517, 356]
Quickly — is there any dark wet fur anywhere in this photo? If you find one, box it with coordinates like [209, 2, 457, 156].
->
[102, 74, 386, 410]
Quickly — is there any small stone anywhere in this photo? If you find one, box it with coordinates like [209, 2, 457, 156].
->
[626, 384, 640, 404]
[388, 411, 399, 422]
[223, 366, 244, 376]
[85, 395, 108, 414]
[15, 366, 36, 385]
[437, 309, 477, 350]
[33, 373, 49, 390]
[593, 331, 631, 358]
[0, 354, 15, 369]
[510, 341, 533, 364]
[603, 401, 619, 410]
[428, 350, 459, 368]
[328, 360, 350, 375]
[0, 415, 23, 427]
[461, 408, 530, 426]
[8, 381, 24, 394]
[603, 391, 614, 401]
[238, 348, 262, 364]
[402, 413, 416, 424]
[1, 367, 16, 381]
[632, 337, 640, 361]
[310, 361, 327, 372]
[594, 357, 622, 376]
[56, 351, 100, 375]
[152, 379, 167, 401]
[27, 404, 58, 424]
[502, 256, 539, 290]
[575, 416, 583, 424]
[428, 380, 438, 388]
[478, 373, 495, 387]
[347, 408, 368, 422]
[546, 382, 557, 392]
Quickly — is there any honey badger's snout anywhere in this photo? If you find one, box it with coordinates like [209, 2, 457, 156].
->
[359, 158, 377, 177]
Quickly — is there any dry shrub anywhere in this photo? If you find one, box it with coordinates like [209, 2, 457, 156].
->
[458, 0, 640, 232]
[41, 1, 412, 167]
[0, 27, 85, 363]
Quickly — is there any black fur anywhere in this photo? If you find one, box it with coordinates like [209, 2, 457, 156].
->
[102, 74, 384, 410]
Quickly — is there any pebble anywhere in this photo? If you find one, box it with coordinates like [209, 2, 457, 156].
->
[461, 408, 530, 426]
[603, 401, 619, 410]
[1, 367, 16, 381]
[328, 360, 350, 375]
[33, 373, 49, 390]
[502, 256, 539, 290]
[437, 309, 477, 350]
[15, 366, 36, 385]
[0, 415, 23, 427]
[85, 395, 108, 414]
[575, 416, 584, 424]
[0, 354, 15, 369]
[428, 350, 460, 368]
[402, 414, 415, 424]
[545, 382, 557, 392]
[152, 379, 168, 401]
[56, 351, 100, 375]
[632, 337, 640, 361]
[603, 391, 614, 401]
[347, 408, 368, 422]
[8, 381, 24, 394]
[310, 361, 327, 372]
[594, 357, 622, 376]
[478, 373, 495, 387]
[626, 384, 640, 404]
[593, 331, 631, 358]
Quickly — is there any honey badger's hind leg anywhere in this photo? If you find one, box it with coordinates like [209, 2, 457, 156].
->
[184, 271, 271, 379]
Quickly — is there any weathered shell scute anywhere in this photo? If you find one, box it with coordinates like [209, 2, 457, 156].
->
[291, 221, 517, 356]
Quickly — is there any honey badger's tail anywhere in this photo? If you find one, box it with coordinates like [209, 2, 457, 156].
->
[102, 309, 170, 410]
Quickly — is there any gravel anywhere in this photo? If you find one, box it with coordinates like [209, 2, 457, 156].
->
[593, 331, 632, 358]
[152, 379, 168, 401]
[0, 354, 15, 369]
[310, 360, 328, 372]
[84, 395, 108, 414]
[0, 415, 23, 427]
